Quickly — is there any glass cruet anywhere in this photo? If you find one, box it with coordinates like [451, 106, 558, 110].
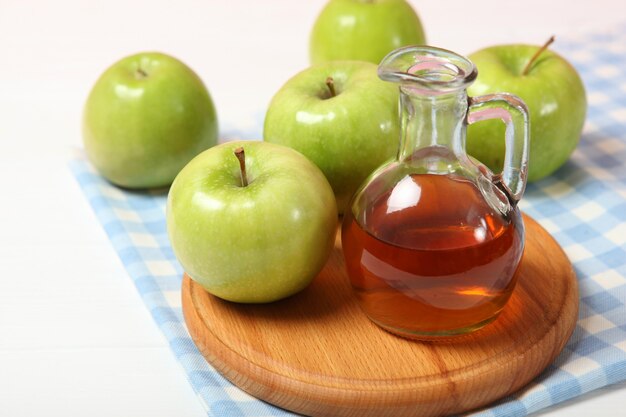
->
[341, 46, 530, 340]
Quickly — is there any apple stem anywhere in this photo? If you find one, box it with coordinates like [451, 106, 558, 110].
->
[522, 35, 555, 76]
[326, 77, 336, 98]
[136, 67, 148, 78]
[234, 147, 248, 187]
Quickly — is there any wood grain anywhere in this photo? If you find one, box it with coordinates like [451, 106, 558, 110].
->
[182, 214, 578, 417]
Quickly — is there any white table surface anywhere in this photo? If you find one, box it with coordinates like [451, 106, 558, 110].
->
[1, 1, 625, 416]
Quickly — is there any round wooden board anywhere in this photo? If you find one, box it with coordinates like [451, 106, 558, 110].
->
[182, 214, 578, 417]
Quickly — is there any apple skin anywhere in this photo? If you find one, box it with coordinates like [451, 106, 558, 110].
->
[310, 0, 426, 65]
[83, 52, 218, 188]
[263, 61, 399, 213]
[166, 141, 338, 303]
[467, 45, 586, 182]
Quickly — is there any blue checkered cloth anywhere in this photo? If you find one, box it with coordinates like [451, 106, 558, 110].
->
[69, 28, 626, 417]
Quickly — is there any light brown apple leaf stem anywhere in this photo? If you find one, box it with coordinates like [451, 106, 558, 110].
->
[326, 76, 336, 98]
[522, 35, 555, 76]
[234, 147, 248, 187]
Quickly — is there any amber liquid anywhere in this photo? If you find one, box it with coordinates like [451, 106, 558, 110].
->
[342, 174, 524, 339]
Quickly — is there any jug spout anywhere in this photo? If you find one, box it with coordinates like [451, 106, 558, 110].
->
[379, 46, 478, 164]
[378, 45, 477, 95]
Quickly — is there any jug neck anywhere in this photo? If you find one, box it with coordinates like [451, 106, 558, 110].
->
[398, 87, 468, 162]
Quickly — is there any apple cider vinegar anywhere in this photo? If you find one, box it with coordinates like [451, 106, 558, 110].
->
[342, 174, 524, 339]
[342, 45, 530, 339]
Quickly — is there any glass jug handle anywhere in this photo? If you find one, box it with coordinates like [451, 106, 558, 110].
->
[467, 93, 530, 204]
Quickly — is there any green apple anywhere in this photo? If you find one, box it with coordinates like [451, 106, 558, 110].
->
[264, 61, 399, 212]
[309, 0, 426, 65]
[467, 40, 586, 182]
[83, 52, 218, 188]
[167, 141, 337, 303]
